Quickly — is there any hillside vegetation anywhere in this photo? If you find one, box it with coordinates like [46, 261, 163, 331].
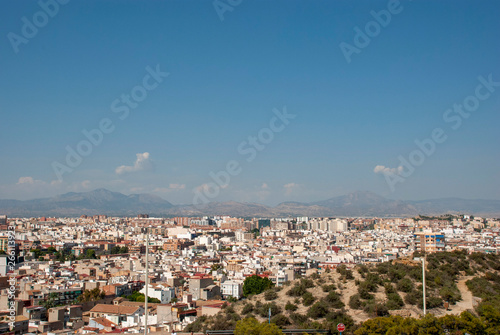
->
[185, 251, 500, 334]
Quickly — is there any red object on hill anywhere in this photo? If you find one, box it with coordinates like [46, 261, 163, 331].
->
[337, 323, 346, 332]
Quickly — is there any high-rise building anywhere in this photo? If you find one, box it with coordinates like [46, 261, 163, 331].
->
[414, 232, 445, 253]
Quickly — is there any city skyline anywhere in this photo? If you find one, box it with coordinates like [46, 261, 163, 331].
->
[1, 0, 499, 206]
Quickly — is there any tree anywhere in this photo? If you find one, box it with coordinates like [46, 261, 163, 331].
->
[42, 292, 60, 309]
[243, 275, 273, 297]
[110, 246, 121, 254]
[85, 249, 96, 259]
[234, 317, 283, 335]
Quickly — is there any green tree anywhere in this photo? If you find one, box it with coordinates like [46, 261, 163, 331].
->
[110, 246, 121, 254]
[85, 249, 97, 259]
[77, 288, 105, 302]
[243, 275, 273, 297]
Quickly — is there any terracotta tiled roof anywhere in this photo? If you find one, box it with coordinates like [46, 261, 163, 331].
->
[90, 304, 140, 315]
[92, 317, 117, 327]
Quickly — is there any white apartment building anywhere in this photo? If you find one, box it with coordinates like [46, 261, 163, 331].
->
[140, 283, 175, 304]
[221, 280, 243, 299]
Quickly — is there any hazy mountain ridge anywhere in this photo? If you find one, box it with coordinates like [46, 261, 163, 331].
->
[0, 189, 498, 217]
[0, 188, 173, 217]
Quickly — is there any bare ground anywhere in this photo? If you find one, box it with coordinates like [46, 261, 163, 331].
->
[233, 272, 478, 326]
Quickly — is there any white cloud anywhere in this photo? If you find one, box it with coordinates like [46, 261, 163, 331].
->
[169, 183, 186, 190]
[196, 183, 211, 193]
[374, 165, 403, 175]
[284, 182, 299, 196]
[153, 184, 186, 194]
[115, 152, 153, 175]
[17, 176, 36, 184]
[261, 183, 269, 189]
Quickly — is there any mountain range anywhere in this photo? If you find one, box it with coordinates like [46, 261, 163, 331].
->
[0, 188, 499, 217]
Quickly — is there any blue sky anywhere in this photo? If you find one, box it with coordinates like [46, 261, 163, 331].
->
[1, 0, 499, 205]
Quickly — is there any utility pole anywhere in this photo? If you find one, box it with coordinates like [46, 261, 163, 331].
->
[422, 256, 426, 316]
[422, 233, 426, 316]
[144, 229, 149, 335]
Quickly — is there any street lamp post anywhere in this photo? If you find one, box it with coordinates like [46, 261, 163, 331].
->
[144, 229, 149, 335]
[422, 256, 426, 316]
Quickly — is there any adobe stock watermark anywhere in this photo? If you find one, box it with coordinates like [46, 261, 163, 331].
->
[376, 74, 499, 192]
[192, 106, 295, 207]
[339, 0, 409, 64]
[213, 0, 242, 21]
[7, 0, 69, 54]
[51, 64, 169, 181]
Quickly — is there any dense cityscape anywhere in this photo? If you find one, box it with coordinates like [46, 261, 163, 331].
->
[1, 212, 499, 334]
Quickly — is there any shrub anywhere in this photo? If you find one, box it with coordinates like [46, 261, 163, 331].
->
[358, 286, 374, 300]
[364, 302, 389, 317]
[285, 301, 298, 312]
[388, 267, 405, 281]
[397, 277, 414, 293]
[359, 280, 377, 293]
[322, 284, 336, 292]
[302, 292, 316, 306]
[337, 264, 354, 280]
[307, 301, 329, 319]
[301, 278, 315, 288]
[439, 287, 461, 304]
[426, 296, 443, 309]
[265, 290, 278, 301]
[242, 303, 254, 314]
[271, 314, 291, 327]
[384, 283, 396, 294]
[234, 317, 282, 335]
[324, 291, 344, 309]
[357, 264, 369, 275]
[404, 290, 419, 305]
[258, 302, 282, 318]
[386, 293, 404, 310]
[287, 283, 308, 297]
[376, 262, 389, 274]
[366, 272, 382, 286]
[184, 315, 207, 332]
[349, 294, 362, 309]
[289, 312, 308, 324]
